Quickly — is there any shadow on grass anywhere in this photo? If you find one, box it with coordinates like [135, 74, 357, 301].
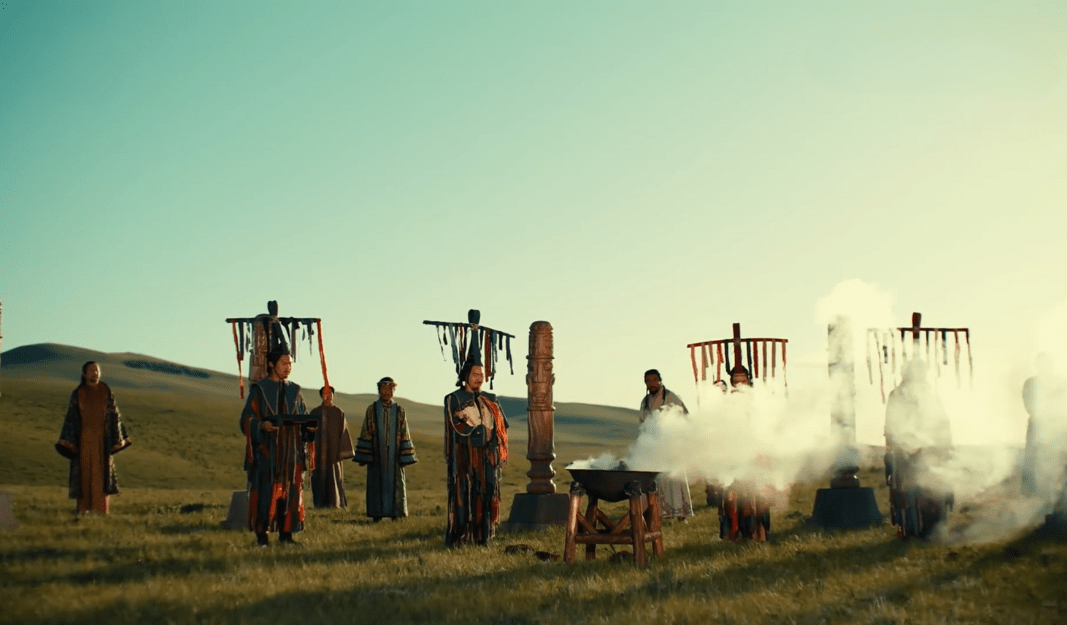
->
[19, 528, 1066, 625]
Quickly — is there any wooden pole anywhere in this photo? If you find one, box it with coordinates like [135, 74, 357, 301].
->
[525, 321, 557, 494]
[828, 316, 860, 488]
[732, 323, 743, 372]
[828, 316, 857, 448]
[627, 482, 647, 565]
[564, 482, 583, 565]
[584, 496, 599, 561]
[648, 483, 664, 557]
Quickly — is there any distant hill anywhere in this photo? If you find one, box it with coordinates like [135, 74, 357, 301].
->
[2, 343, 243, 400]
[0, 343, 635, 469]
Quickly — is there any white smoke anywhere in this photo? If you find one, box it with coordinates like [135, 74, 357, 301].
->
[570, 382, 836, 494]
[569, 285, 1067, 543]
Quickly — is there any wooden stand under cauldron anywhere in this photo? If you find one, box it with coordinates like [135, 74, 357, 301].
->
[564, 469, 664, 565]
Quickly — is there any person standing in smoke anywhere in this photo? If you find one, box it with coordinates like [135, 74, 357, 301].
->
[239, 344, 316, 546]
[884, 358, 954, 540]
[717, 365, 773, 541]
[639, 369, 694, 521]
[444, 342, 509, 546]
[56, 361, 132, 515]
[1020, 352, 1067, 500]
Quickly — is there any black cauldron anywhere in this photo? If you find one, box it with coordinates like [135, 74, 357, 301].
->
[566, 468, 662, 503]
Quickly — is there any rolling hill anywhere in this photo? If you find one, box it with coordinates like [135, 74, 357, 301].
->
[0, 343, 641, 492]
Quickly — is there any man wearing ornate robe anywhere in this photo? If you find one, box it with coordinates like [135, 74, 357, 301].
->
[353, 377, 418, 520]
[239, 347, 315, 546]
[310, 386, 354, 509]
[56, 362, 131, 514]
[444, 363, 508, 546]
[639, 369, 694, 520]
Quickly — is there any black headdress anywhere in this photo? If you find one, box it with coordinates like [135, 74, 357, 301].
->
[424, 309, 514, 390]
[267, 341, 291, 367]
[457, 317, 484, 387]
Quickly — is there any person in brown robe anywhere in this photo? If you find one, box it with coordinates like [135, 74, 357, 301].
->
[55, 361, 131, 514]
[309, 386, 354, 508]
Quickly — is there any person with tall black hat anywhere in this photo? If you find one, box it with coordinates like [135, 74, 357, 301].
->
[239, 342, 316, 546]
[353, 377, 418, 521]
[443, 337, 509, 546]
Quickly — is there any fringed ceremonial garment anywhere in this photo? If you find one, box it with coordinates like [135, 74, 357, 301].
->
[55, 383, 131, 514]
[353, 400, 418, 519]
[639, 387, 694, 519]
[719, 481, 773, 541]
[239, 378, 314, 534]
[444, 389, 508, 546]
[884, 381, 954, 539]
[309, 404, 354, 509]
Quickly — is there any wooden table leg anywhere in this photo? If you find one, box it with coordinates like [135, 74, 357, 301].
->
[647, 489, 664, 558]
[584, 496, 599, 560]
[564, 482, 583, 565]
[626, 481, 647, 566]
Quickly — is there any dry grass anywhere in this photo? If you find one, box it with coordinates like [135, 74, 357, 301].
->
[2, 483, 1066, 625]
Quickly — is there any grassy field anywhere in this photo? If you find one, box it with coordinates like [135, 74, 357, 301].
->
[2, 361, 1067, 624]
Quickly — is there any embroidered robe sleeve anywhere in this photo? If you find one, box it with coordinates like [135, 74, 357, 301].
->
[396, 405, 418, 466]
[353, 404, 377, 465]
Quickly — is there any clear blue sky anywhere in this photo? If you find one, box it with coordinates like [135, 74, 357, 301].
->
[2, 1, 1065, 420]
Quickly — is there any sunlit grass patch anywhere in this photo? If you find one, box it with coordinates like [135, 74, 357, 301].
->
[2, 482, 1066, 624]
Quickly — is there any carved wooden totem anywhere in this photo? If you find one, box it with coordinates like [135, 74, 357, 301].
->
[526, 321, 557, 495]
[828, 315, 857, 447]
[249, 313, 273, 384]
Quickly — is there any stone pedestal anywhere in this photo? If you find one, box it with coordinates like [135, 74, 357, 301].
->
[500, 493, 571, 533]
[221, 491, 248, 530]
[810, 487, 882, 529]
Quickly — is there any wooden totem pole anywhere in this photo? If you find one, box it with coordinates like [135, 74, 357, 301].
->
[810, 315, 882, 529]
[500, 321, 571, 532]
[525, 321, 557, 494]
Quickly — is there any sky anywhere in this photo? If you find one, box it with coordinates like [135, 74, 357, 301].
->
[1, 1, 1065, 444]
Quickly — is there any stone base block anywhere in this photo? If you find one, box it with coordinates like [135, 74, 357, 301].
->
[221, 490, 248, 530]
[499, 492, 570, 533]
[810, 487, 882, 529]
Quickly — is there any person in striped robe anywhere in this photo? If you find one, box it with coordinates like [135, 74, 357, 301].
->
[353, 377, 418, 521]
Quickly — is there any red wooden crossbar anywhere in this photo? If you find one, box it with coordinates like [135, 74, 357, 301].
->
[687, 323, 788, 386]
[866, 312, 973, 398]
